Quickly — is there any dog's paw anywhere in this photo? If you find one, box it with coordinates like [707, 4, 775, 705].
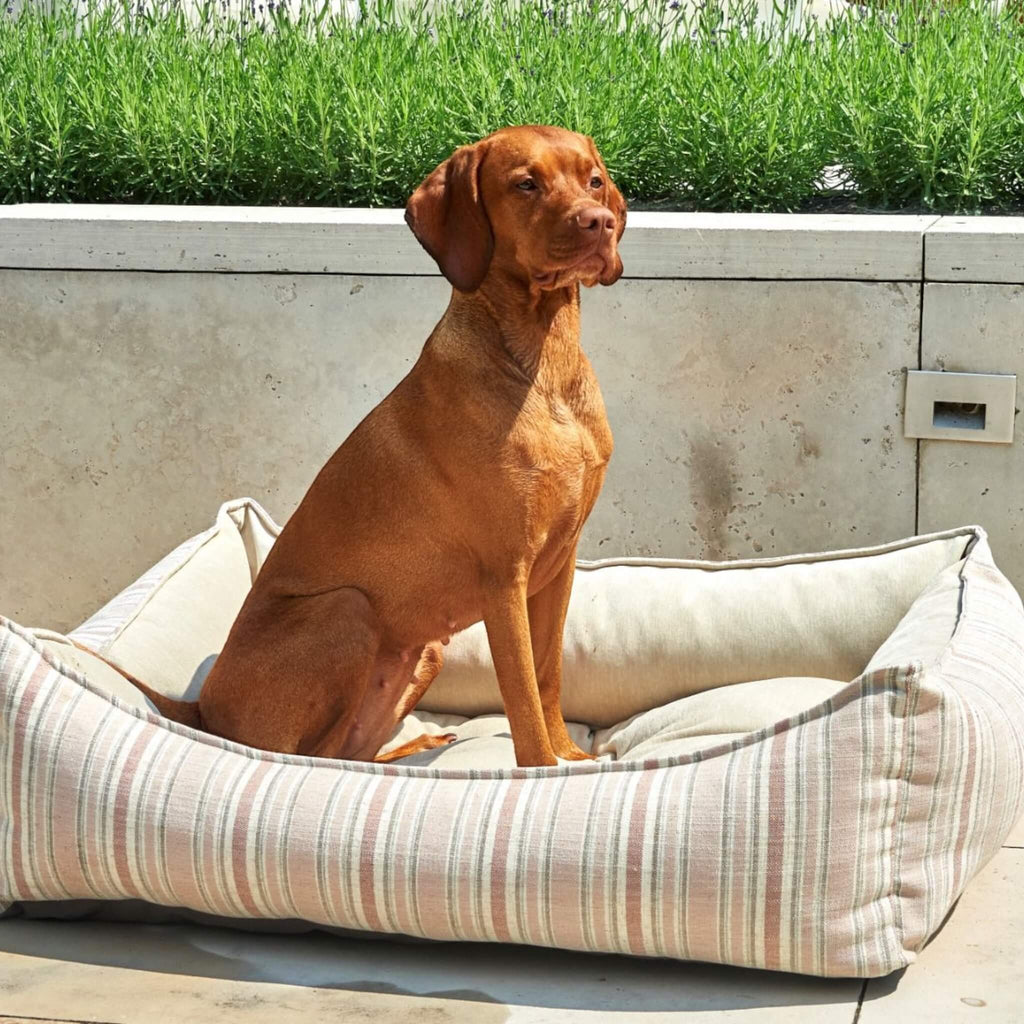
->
[420, 732, 458, 750]
[555, 745, 596, 762]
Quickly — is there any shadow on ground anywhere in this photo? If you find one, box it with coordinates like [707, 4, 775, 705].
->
[0, 916, 867, 1014]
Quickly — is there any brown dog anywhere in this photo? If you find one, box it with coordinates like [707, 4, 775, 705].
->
[136, 125, 626, 767]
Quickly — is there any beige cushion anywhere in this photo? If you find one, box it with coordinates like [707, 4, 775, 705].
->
[426, 537, 970, 726]
[90, 502, 273, 700]
[594, 675, 849, 761]
[379, 711, 593, 769]
[31, 631, 158, 714]
[865, 558, 967, 673]
[381, 679, 849, 766]
[76, 499, 970, 735]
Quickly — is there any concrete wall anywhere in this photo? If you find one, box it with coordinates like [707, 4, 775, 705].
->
[1, 208, 1021, 630]
[917, 219, 1024, 591]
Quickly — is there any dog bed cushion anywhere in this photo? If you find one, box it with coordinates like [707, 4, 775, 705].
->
[2, 498, 1023, 977]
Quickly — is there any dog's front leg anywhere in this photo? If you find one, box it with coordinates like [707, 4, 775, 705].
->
[527, 545, 594, 761]
[482, 578, 558, 767]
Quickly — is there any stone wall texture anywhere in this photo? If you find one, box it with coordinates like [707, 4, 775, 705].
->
[1, 209, 1020, 629]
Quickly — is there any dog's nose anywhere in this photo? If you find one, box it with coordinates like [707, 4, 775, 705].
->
[576, 207, 616, 234]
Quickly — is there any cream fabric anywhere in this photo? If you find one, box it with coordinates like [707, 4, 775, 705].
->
[102, 504, 255, 700]
[223, 499, 279, 582]
[593, 675, 850, 761]
[381, 678, 849, 766]
[32, 632, 159, 714]
[81, 499, 972, 733]
[865, 557, 968, 674]
[379, 711, 593, 769]
[425, 535, 971, 725]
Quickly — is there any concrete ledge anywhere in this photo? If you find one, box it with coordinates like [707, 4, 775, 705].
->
[0, 205, 435, 275]
[623, 212, 938, 280]
[1, 205, 942, 279]
[925, 217, 1024, 284]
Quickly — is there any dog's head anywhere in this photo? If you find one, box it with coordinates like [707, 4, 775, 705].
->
[405, 125, 626, 294]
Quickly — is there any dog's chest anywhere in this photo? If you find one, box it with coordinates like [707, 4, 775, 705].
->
[510, 381, 612, 540]
[548, 395, 611, 471]
[519, 371, 610, 465]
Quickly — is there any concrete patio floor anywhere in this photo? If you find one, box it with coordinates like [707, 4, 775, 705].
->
[1, 813, 1021, 1024]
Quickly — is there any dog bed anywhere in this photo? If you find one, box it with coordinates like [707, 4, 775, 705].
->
[2, 498, 1023, 978]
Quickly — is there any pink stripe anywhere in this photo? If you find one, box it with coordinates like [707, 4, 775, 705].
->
[385, 777, 420, 936]
[9, 659, 51, 898]
[284, 770, 338, 925]
[823, 698, 869, 976]
[521, 779, 556, 944]
[110, 722, 159, 894]
[761, 725, 790, 970]
[888, 683, 942, 953]
[357, 774, 395, 932]
[588, 770, 620, 949]
[160, 747, 222, 911]
[950, 704, 978, 896]
[728, 747, 753, 968]
[201, 760, 239, 916]
[546, 775, 594, 951]
[658, 768, 686, 958]
[137, 737, 186, 906]
[81, 710, 124, 896]
[682, 758, 727, 960]
[453, 782, 487, 938]
[624, 769, 656, 954]
[230, 760, 274, 916]
[250, 766, 300, 917]
[46, 696, 100, 900]
[488, 779, 524, 942]
[25, 675, 65, 899]
[796, 722, 820, 975]
[409, 782, 461, 940]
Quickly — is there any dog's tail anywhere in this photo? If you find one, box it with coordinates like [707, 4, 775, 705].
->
[71, 640, 203, 730]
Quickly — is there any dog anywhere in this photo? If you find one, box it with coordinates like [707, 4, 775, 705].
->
[131, 125, 626, 767]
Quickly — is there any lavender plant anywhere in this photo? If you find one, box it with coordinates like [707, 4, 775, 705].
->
[0, 0, 1021, 211]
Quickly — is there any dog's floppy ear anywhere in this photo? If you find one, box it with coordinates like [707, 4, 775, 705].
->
[405, 141, 494, 293]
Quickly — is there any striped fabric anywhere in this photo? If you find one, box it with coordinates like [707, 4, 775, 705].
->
[2, 529, 1023, 977]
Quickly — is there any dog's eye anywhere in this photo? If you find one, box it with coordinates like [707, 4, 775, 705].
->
[517, 179, 537, 192]
[590, 176, 604, 189]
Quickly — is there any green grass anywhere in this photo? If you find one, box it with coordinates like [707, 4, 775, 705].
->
[1, 0, 1023, 212]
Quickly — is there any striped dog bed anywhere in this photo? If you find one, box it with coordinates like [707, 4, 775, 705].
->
[2, 498, 1023, 977]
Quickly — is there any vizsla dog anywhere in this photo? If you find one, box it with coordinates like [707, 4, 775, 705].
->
[134, 125, 626, 767]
